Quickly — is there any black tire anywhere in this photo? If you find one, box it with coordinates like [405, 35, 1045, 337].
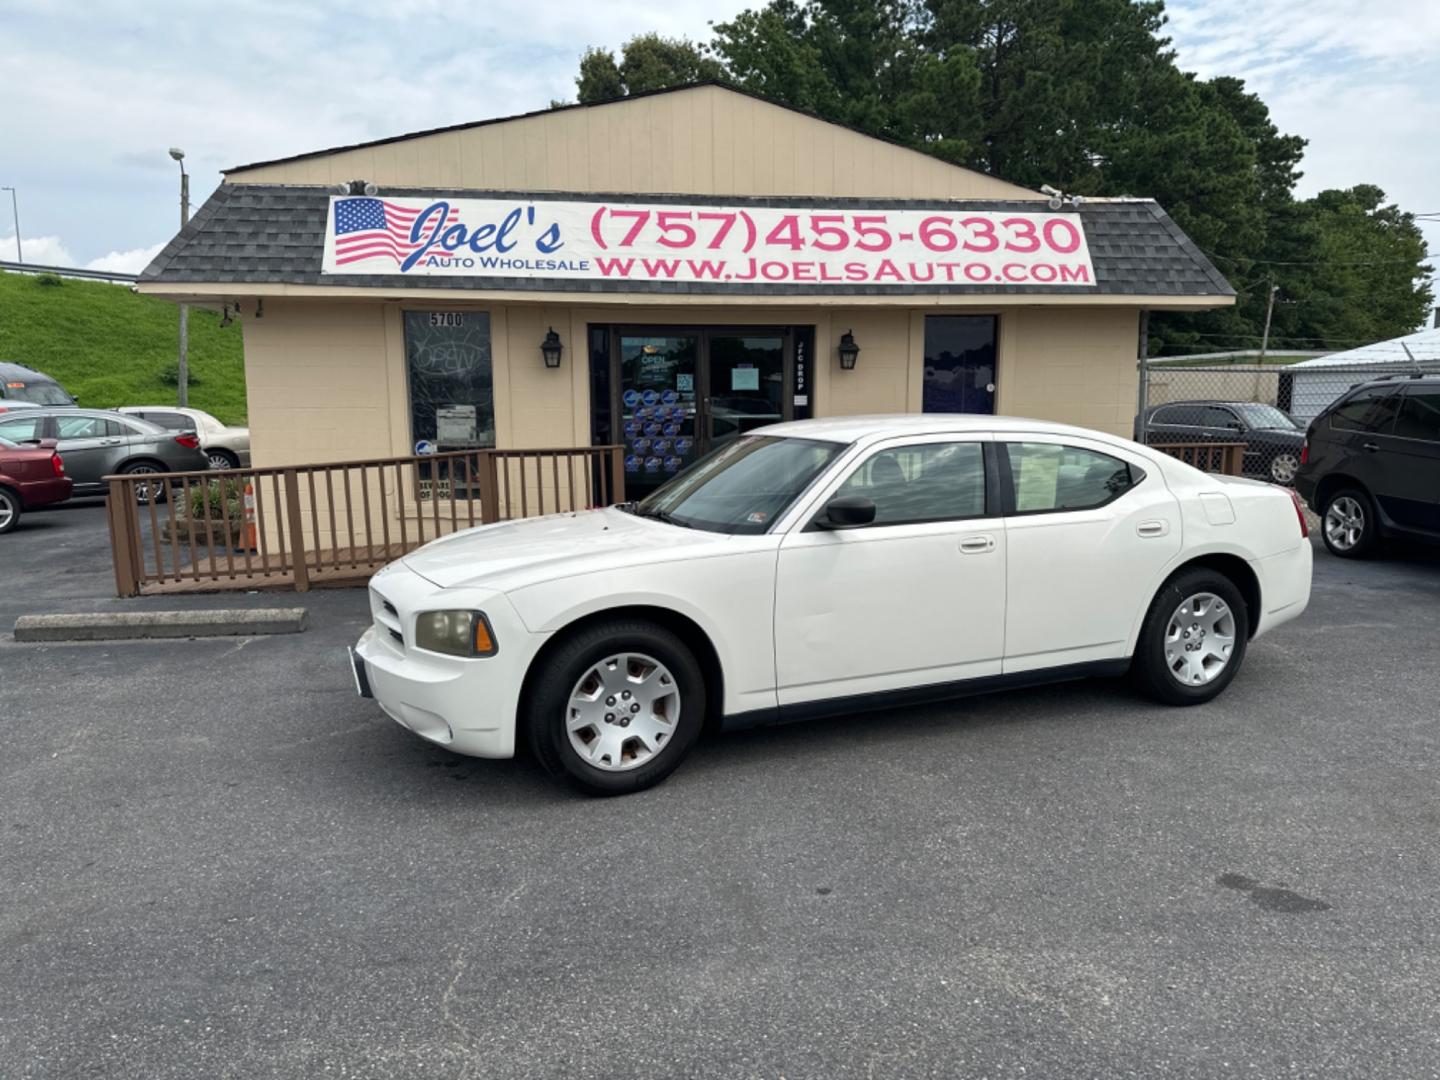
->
[120, 461, 168, 505]
[0, 486, 21, 535]
[207, 449, 240, 470]
[1132, 567, 1249, 706]
[525, 618, 706, 796]
[1319, 487, 1377, 559]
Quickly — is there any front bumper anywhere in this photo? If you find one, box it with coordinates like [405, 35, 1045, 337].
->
[350, 562, 536, 759]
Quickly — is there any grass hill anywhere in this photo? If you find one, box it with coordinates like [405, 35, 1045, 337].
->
[0, 271, 246, 424]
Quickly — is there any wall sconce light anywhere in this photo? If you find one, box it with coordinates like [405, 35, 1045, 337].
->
[541, 326, 563, 368]
[255, 298, 265, 319]
[837, 329, 860, 370]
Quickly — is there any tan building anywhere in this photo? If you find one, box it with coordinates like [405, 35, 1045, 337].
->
[139, 83, 1233, 497]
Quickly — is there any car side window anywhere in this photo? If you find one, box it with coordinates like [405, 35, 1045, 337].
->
[833, 441, 986, 526]
[1393, 390, 1440, 443]
[0, 416, 41, 441]
[1004, 442, 1139, 513]
[1330, 387, 1401, 433]
[1200, 406, 1241, 430]
[56, 416, 108, 439]
[144, 411, 190, 430]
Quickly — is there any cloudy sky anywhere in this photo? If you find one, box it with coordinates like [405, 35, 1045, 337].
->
[2, 0, 1437, 273]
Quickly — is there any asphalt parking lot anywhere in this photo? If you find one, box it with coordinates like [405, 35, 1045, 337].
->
[3, 502, 1439, 1078]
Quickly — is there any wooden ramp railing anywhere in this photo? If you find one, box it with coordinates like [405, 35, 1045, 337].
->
[1148, 441, 1245, 476]
[105, 445, 625, 597]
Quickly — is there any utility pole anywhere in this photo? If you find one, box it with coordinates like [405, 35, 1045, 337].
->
[1, 187, 20, 261]
[1259, 282, 1279, 361]
[169, 149, 190, 406]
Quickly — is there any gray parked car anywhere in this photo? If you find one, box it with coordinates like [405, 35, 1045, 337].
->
[0, 408, 208, 501]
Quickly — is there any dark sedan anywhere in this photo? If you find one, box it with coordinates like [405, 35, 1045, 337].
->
[1136, 400, 1306, 484]
[0, 408, 208, 501]
[0, 436, 73, 534]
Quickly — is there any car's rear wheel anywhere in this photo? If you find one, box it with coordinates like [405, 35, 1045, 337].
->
[525, 618, 706, 796]
[1269, 451, 1299, 485]
[0, 487, 21, 535]
[121, 461, 167, 504]
[1321, 488, 1376, 558]
[1133, 568, 1249, 706]
[207, 449, 239, 471]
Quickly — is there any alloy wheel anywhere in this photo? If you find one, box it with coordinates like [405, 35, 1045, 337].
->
[1164, 591, 1237, 686]
[1324, 496, 1364, 551]
[126, 464, 162, 504]
[0, 492, 15, 532]
[208, 453, 233, 471]
[1270, 452, 1299, 484]
[566, 652, 680, 771]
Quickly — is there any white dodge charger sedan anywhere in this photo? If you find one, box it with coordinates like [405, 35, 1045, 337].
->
[350, 416, 1312, 795]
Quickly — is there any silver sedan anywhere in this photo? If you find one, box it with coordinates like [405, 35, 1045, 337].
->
[0, 408, 210, 500]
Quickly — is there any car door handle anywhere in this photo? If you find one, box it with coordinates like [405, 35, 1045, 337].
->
[101, 438, 123, 446]
[1362, 442, 1380, 452]
[958, 535, 995, 554]
[1137, 520, 1169, 538]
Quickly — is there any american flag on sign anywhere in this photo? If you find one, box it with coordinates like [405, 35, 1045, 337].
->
[331, 198, 459, 266]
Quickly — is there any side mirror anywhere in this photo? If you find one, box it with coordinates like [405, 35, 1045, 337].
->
[817, 495, 876, 529]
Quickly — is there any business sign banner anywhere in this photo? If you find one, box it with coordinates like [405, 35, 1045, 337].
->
[322, 196, 1096, 288]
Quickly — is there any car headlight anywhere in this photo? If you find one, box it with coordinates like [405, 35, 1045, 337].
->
[413, 610, 498, 657]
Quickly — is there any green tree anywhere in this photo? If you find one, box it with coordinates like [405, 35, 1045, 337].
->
[567, 0, 1434, 347]
[574, 34, 725, 103]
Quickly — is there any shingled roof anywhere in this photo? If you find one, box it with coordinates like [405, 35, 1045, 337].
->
[140, 184, 1233, 299]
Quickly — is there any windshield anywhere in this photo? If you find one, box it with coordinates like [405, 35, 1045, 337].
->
[3, 381, 71, 406]
[1234, 403, 1298, 430]
[634, 436, 843, 534]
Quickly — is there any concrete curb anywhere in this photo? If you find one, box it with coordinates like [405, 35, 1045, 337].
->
[13, 609, 309, 643]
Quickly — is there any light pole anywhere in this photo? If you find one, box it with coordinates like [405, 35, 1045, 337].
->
[169, 148, 190, 406]
[1, 187, 20, 262]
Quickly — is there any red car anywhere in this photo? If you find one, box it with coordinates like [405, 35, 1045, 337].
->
[0, 436, 73, 534]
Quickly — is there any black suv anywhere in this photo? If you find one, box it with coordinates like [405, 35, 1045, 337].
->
[1294, 375, 1440, 558]
[1136, 400, 1306, 484]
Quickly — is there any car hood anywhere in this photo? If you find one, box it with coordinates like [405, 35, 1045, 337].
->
[400, 506, 739, 590]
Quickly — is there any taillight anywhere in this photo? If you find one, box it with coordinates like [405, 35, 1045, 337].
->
[175, 433, 201, 449]
[52, 453, 65, 477]
[1289, 488, 1309, 538]
[1299, 440, 1309, 466]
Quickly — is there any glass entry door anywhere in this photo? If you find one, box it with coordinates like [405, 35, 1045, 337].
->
[707, 334, 785, 449]
[617, 334, 701, 487]
[613, 327, 792, 492]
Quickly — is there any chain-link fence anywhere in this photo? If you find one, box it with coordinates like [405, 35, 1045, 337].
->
[1136, 358, 1440, 486]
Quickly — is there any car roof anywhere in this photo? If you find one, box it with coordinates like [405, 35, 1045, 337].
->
[756, 413, 1136, 446]
[0, 361, 58, 380]
[3, 406, 159, 425]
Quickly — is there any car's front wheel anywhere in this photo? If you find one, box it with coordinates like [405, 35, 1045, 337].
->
[525, 618, 706, 796]
[1133, 568, 1249, 706]
[1320, 488, 1376, 558]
